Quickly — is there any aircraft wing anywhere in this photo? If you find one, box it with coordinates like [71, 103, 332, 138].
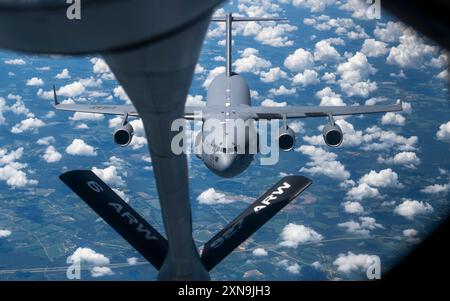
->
[241, 102, 403, 119]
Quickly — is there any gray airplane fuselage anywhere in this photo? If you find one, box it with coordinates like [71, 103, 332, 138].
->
[198, 73, 256, 178]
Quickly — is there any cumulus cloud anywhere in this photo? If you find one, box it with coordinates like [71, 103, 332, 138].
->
[260, 67, 288, 83]
[297, 145, 350, 181]
[92, 166, 124, 186]
[314, 40, 341, 62]
[361, 126, 418, 152]
[26, 77, 44, 86]
[377, 151, 420, 169]
[337, 52, 377, 97]
[252, 248, 268, 257]
[4, 58, 25, 65]
[254, 23, 298, 47]
[284, 48, 314, 72]
[346, 183, 380, 201]
[394, 199, 433, 219]
[436, 121, 450, 143]
[284, 0, 336, 13]
[11, 117, 45, 134]
[279, 223, 323, 248]
[333, 252, 380, 274]
[234, 48, 272, 75]
[292, 69, 320, 87]
[66, 139, 97, 156]
[127, 257, 138, 265]
[387, 29, 437, 69]
[421, 183, 449, 194]
[37, 136, 56, 146]
[0, 147, 37, 189]
[186, 94, 206, 106]
[374, 21, 405, 42]
[43, 146, 62, 163]
[315, 86, 345, 106]
[269, 85, 296, 96]
[113, 85, 130, 102]
[261, 99, 287, 107]
[197, 188, 234, 205]
[0, 229, 12, 238]
[55, 68, 71, 79]
[338, 216, 383, 236]
[342, 201, 364, 215]
[68, 247, 113, 278]
[361, 39, 389, 57]
[359, 168, 402, 188]
[381, 112, 405, 126]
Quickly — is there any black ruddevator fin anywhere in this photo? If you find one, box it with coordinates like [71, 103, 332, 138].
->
[60, 170, 168, 270]
[201, 175, 312, 271]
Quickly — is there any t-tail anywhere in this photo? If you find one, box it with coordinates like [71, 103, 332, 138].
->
[211, 13, 287, 77]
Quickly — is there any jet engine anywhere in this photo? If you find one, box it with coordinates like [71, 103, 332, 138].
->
[114, 122, 134, 146]
[278, 126, 295, 151]
[322, 122, 343, 147]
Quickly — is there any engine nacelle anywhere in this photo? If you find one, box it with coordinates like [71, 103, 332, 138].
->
[278, 126, 295, 151]
[322, 123, 343, 147]
[113, 123, 134, 146]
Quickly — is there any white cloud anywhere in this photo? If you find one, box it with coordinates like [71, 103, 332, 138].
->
[314, 40, 341, 62]
[66, 139, 97, 156]
[337, 52, 377, 97]
[252, 248, 268, 257]
[4, 58, 25, 65]
[284, 48, 314, 72]
[279, 223, 323, 248]
[37, 137, 56, 146]
[286, 263, 301, 274]
[436, 121, 450, 143]
[234, 48, 272, 75]
[421, 183, 449, 194]
[361, 39, 389, 57]
[11, 117, 45, 134]
[269, 85, 296, 96]
[69, 112, 104, 121]
[374, 21, 405, 42]
[381, 112, 405, 126]
[260, 67, 288, 83]
[68, 247, 110, 265]
[315, 87, 345, 106]
[197, 188, 234, 205]
[113, 85, 130, 102]
[297, 145, 350, 181]
[92, 166, 124, 186]
[437, 69, 448, 80]
[125, 257, 138, 266]
[55, 68, 71, 79]
[254, 23, 298, 47]
[377, 151, 420, 169]
[261, 99, 287, 107]
[387, 29, 437, 69]
[346, 183, 380, 201]
[289, 121, 305, 133]
[90, 57, 111, 74]
[292, 69, 320, 87]
[394, 199, 433, 219]
[361, 126, 418, 152]
[285, 0, 336, 12]
[26, 77, 44, 86]
[358, 168, 401, 188]
[333, 252, 380, 274]
[0, 229, 12, 238]
[91, 266, 114, 278]
[403, 228, 418, 239]
[195, 64, 206, 75]
[342, 201, 364, 215]
[43, 146, 62, 163]
[338, 216, 383, 236]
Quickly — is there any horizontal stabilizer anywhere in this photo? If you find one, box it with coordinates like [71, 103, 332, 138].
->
[60, 170, 168, 270]
[201, 175, 312, 271]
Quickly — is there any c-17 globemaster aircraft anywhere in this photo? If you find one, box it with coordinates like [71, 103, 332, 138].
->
[0, 1, 401, 281]
[53, 13, 402, 178]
